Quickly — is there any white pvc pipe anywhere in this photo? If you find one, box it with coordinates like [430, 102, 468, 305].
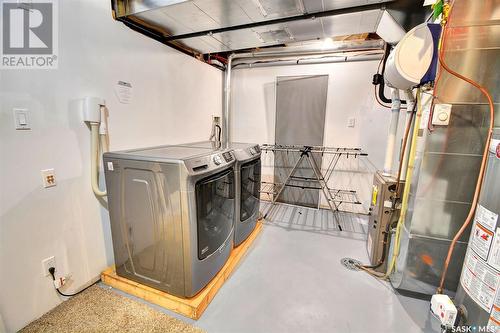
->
[383, 88, 401, 175]
[90, 123, 107, 197]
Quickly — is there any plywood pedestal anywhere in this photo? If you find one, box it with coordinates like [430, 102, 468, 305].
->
[101, 222, 263, 319]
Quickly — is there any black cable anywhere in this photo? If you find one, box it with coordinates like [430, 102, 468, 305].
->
[48, 267, 101, 297]
[215, 124, 221, 142]
[374, 43, 407, 105]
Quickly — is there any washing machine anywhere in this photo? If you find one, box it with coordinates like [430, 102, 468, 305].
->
[177, 141, 262, 247]
[103, 145, 236, 297]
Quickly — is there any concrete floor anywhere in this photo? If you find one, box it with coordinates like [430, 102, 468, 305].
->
[108, 202, 442, 333]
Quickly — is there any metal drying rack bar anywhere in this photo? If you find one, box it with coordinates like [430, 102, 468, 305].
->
[259, 144, 368, 231]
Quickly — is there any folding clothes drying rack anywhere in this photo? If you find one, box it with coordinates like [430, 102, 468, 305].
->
[259, 144, 368, 231]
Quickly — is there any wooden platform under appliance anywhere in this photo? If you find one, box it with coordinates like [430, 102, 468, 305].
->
[101, 221, 263, 320]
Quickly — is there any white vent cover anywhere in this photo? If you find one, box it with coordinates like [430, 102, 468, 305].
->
[253, 0, 305, 17]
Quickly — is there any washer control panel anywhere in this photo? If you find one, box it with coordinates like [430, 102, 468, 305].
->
[222, 151, 233, 162]
[213, 155, 223, 165]
[185, 150, 235, 174]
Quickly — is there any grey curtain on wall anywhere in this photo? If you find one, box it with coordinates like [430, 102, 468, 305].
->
[274, 75, 328, 208]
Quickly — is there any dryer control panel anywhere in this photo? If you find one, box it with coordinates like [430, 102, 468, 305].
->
[222, 152, 234, 162]
[247, 145, 261, 156]
[185, 150, 235, 175]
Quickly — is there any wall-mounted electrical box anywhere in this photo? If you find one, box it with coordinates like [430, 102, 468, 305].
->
[82, 97, 105, 123]
[367, 171, 404, 272]
[431, 103, 452, 126]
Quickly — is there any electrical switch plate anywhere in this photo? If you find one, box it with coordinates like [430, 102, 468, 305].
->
[41, 169, 57, 188]
[42, 256, 56, 276]
[432, 103, 452, 126]
[13, 108, 30, 130]
[347, 117, 356, 128]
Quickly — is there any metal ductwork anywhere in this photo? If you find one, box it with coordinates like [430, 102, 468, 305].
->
[390, 0, 499, 296]
[111, 0, 429, 56]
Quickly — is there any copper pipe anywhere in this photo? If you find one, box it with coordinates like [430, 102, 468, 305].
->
[437, 3, 495, 294]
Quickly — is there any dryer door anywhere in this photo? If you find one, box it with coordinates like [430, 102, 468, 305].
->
[240, 158, 262, 222]
[195, 168, 235, 260]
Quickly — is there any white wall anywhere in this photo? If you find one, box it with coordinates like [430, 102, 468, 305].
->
[0, 1, 222, 332]
[231, 60, 407, 213]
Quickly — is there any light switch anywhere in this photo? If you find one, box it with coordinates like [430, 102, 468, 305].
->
[347, 117, 356, 128]
[18, 113, 27, 125]
[13, 108, 30, 130]
[432, 104, 452, 126]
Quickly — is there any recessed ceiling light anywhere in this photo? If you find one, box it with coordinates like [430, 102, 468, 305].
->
[322, 37, 335, 49]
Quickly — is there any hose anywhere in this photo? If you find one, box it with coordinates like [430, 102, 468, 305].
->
[90, 123, 107, 197]
[436, 1, 495, 294]
[215, 124, 222, 143]
[376, 44, 407, 106]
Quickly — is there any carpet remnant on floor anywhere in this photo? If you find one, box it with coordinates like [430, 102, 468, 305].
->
[20, 285, 204, 333]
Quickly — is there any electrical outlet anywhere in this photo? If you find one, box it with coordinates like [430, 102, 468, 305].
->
[41, 169, 56, 188]
[42, 256, 56, 276]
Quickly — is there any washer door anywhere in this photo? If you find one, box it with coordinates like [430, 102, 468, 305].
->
[240, 158, 262, 222]
[196, 168, 235, 260]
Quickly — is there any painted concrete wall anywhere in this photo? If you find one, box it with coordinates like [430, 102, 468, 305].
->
[0, 1, 222, 331]
[231, 61, 407, 214]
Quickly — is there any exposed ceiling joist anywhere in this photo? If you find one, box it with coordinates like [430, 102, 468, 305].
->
[111, 0, 430, 63]
[162, 2, 387, 42]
